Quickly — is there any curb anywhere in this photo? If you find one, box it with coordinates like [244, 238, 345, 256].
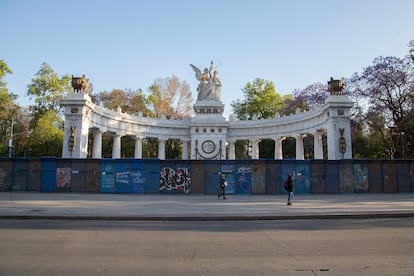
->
[2, 212, 414, 221]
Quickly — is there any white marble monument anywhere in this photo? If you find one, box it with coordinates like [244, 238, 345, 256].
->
[61, 67, 353, 160]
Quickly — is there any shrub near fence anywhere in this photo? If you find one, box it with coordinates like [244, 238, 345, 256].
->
[0, 158, 413, 194]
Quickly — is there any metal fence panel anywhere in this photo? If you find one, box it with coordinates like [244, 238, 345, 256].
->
[71, 159, 86, 192]
[86, 159, 100, 192]
[311, 160, 325, 193]
[266, 160, 281, 194]
[382, 160, 397, 193]
[396, 160, 411, 192]
[191, 161, 205, 194]
[28, 159, 42, 191]
[56, 159, 72, 192]
[411, 161, 414, 193]
[115, 159, 131, 193]
[235, 160, 252, 194]
[340, 160, 353, 193]
[0, 158, 13, 192]
[130, 159, 145, 194]
[100, 159, 115, 193]
[295, 161, 311, 194]
[368, 160, 383, 193]
[3, 158, 413, 195]
[325, 161, 340, 193]
[281, 160, 295, 194]
[220, 161, 237, 194]
[12, 158, 28, 191]
[144, 159, 160, 193]
[353, 160, 369, 193]
[41, 158, 56, 192]
[252, 161, 266, 194]
[205, 160, 221, 194]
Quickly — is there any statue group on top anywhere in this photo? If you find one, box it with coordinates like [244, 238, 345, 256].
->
[190, 61, 222, 102]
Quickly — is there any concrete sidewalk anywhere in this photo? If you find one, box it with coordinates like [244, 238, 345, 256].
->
[0, 192, 413, 221]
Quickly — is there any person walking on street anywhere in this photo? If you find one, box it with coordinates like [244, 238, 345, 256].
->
[285, 174, 295, 206]
[218, 174, 227, 200]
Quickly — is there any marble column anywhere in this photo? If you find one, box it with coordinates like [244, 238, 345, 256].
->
[158, 138, 166, 160]
[92, 129, 102, 159]
[295, 134, 305, 160]
[273, 137, 285, 160]
[112, 133, 121, 159]
[134, 136, 143, 159]
[181, 139, 189, 160]
[251, 139, 260, 159]
[314, 132, 324, 159]
[228, 139, 236, 160]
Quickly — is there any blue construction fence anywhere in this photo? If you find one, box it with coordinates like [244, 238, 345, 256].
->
[0, 158, 413, 194]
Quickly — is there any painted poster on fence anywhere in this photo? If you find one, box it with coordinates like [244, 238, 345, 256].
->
[56, 168, 71, 190]
[160, 166, 191, 194]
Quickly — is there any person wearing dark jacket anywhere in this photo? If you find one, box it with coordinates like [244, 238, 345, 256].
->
[286, 174, 294, 206]
[218, 174, 227, 200]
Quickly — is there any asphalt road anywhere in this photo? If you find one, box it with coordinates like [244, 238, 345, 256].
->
[1, 218, 413, 276]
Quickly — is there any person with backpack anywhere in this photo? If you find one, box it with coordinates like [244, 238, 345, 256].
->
[284, 173, 295, 206]
[217, 173, 227, 200]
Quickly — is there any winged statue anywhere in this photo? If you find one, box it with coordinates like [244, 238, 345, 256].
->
[189, 64, 202, 80]
[189, 61, 221, 101]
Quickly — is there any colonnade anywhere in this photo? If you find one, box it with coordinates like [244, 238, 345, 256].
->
[89, 129, 326, 160]
[61, 91, 353, 160]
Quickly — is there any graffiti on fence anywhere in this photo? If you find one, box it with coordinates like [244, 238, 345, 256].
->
[116, 171, 130, 184]
[236, 166, 252, 193]
[160, 167, 191, 193]
[131, 170, 145, 184]
[353, 164, 369, 192]
[237, 166, 251, 174]
[237, 166, 251, 182]
[221, 164, 235, 173]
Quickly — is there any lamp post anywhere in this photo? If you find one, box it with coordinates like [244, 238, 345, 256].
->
[8, 117, 15, 158]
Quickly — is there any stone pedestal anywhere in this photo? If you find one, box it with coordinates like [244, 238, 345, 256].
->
[324, 95, 354, 160]
[61, 92, 92, 158]
[190, 100, 228, 160]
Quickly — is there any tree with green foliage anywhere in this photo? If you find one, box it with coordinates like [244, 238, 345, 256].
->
[231, 78, 298, 158]
[231, 78, 283, 120]
[0, 60, 16, 155]
[27, 110, 63, 157]
[25, 63, 70, 156]
[27, 62, 71, 119]
[0, 60, 12, 87]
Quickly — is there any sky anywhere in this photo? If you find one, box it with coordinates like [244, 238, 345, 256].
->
[1, 0, 413, 119]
